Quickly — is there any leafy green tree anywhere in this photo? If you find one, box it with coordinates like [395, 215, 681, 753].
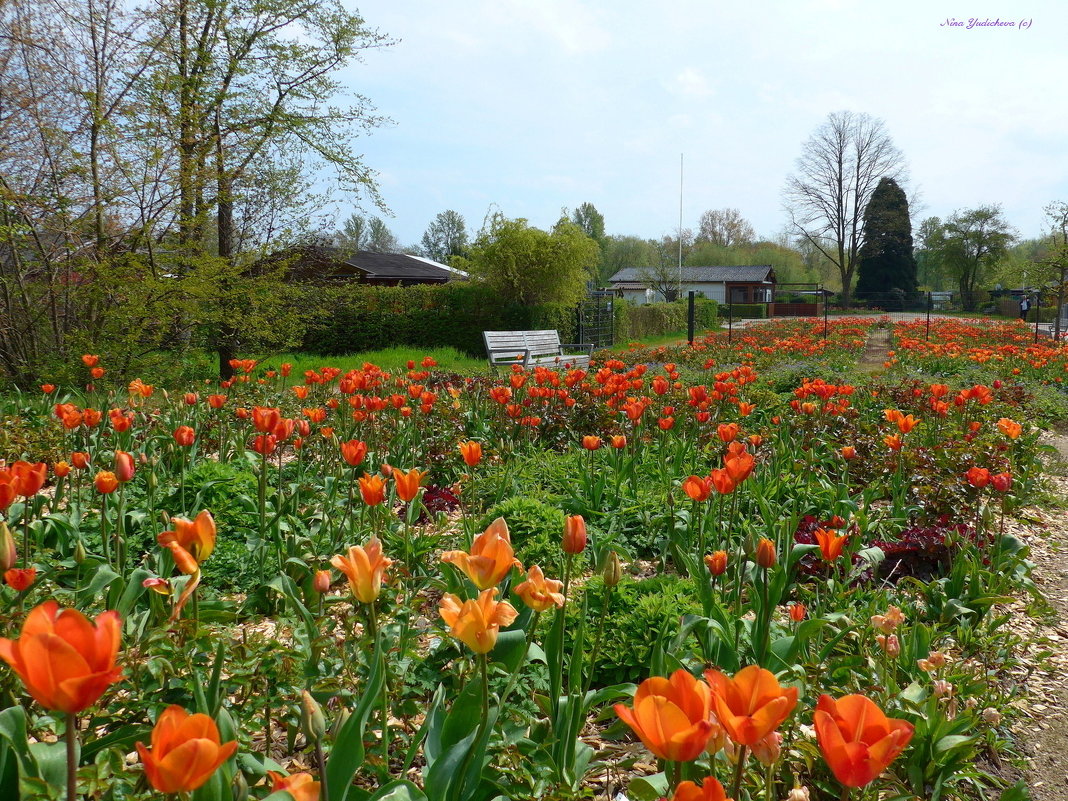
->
[456, 215, 598, 306]
[855, 177, 917, 304]
[366, 216, 399, 253]
[924, 206, 1016, 311]
[570, 202, 606, 243]
[600, 235, 658, 284]
[696, 208, 755, 247]
[335, 212, 370, 252]
[420, 210, 468, 263]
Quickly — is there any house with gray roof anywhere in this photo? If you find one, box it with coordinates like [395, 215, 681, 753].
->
[608, 265, 776, 305]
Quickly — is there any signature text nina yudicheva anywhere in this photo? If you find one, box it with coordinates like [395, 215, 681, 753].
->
[940, 17, 1032, 29]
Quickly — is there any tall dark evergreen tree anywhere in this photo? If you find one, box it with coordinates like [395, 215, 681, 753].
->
[855, 177, 918, 305]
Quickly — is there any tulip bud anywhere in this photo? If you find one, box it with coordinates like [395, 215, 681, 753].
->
[603, 551, 622, 587]
[73, 539, 87, 564]
[704, 550, 727, 576]
[562, 515, 587, 554]
[300, 690, 327, 743]
[755, 538, 776, 569]
[329, 707, 351, 739]
[751, 729, 782, 765]
[114, 450, 135, 483]
[0, 522, 16, 571]
[232, 769, 249, 801]
[981, 707, 1001, 726]
[313, 570, 331, 594]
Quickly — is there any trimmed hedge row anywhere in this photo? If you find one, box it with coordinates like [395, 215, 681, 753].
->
[725, 303, 767, 319]
[299, 283, 719, 357]
[301, 283, 577, 357]
[613, 299, 719, 341]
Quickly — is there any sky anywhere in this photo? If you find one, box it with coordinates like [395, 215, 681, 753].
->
[332, 0, 1068, 250]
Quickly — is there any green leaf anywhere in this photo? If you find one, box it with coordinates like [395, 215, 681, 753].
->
[28, 739, 68, 790]
[326, 640, 385, 801]
[368, 780, 430, 801]
[934, 734, 979, 754]
[626, 772, 670, 801]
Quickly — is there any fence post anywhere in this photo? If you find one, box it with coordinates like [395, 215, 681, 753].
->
[687, 291, 696, 345]
[576, 304, 584, 345]
[728, 296, 733, 344]
[1035, 291, 1042, 343]
[926, 291, 932, 342]
[822, 284, 828, 339]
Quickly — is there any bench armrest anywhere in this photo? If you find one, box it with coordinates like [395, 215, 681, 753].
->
[486, 347, 530, 369]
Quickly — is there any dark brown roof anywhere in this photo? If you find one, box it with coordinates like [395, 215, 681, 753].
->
[259, 245, 462, 284]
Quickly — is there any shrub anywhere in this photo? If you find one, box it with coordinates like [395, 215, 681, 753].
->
[563, 573, 701, 685]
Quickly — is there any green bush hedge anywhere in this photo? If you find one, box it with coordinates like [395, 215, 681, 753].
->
[612, 299, 719, 341]
[300, 282, 577, 356]
[725, 302, 767, 319]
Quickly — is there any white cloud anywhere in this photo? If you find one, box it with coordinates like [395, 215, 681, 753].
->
[667, 67, 715, 99]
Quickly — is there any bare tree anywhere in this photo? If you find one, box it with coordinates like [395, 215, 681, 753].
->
[1042, 202, 1068, 338]
[784, 111, 907, 307]
[697, 208, 755, 247]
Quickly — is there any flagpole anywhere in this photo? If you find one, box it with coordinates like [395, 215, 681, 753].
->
[678, 153, 684, 296]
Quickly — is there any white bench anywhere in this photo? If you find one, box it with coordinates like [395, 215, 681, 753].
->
[483, 330, 593, 370]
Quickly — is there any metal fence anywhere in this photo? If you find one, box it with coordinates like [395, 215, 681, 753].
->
[576, 290, 614, 348]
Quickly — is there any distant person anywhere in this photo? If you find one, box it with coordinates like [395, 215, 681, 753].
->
[1019, 296, 1031, 319]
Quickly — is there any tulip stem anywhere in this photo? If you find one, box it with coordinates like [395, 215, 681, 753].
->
[839, 787, 851, 801]
[730, 745, 748, 801]
[65, 713, 77, 801]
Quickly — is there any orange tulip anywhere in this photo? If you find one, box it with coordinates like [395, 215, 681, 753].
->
[704, 665, 798, 746]
[269, 771, 321, 801]
[41, 384, 56, 394]
[158, 510, 217, 566]
[114, 450, 135, 483]
[610, 435, 627, 448]
[208, 394, 227, 409]
[883, 434, 903, 451]
[71, 452, 91, 470]
[813, 694, 914, 788]
[613, 669, 716, 762]
[562, 514, 587, 555]
[393, 468, 426, 503]
[458, 440, 483, 468]
[173, 426, 196, 447]
[709, 468, 735, 495]
[754, 538, 776, 569]
[137, 705, 238, 794]
[581, 435, 602, 451]
[724, 450, 755, 484]
[53, 461, 71, 478]
[0, 477, 13, 512]
[514, 565, 565, 612]
[252, 406, 281, 433]
[82, 408, 102, 427]
[682, 475, 713, 503]
[788, 602, 806, 622]
[965, 466, 990, 488]
[841, 446, 857, 460]
[340, 439, 368, 467]
[184, 392, 198, 406]
[358, 473, 386, 506]
[313, 570, 332, 594]
[0, 600, 122, 713]
[717, 422, 739, 442]
[814, 528, 848, 562]
[439, 588, 518, 654]
[252, 434, 277, 455]
[95, 471, 119, 494]
[5, 567, 35, 591]
[997, 417, 1022, 439]
[330, 537, 392, 603]
[11, 461, 47, 497]
[705, 550, 728, 576]
[81, 354, 99, 367]
[90, 367, 105, 379]
[441, 517, 522, 590]
[668, 777, 730, 801]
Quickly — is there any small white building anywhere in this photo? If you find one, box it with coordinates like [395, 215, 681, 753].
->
[608, 265, 777, 305]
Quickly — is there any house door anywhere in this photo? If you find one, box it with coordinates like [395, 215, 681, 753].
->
[730, 287, 748, 303]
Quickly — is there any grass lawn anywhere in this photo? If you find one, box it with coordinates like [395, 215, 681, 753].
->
[261, 346, 489, 375]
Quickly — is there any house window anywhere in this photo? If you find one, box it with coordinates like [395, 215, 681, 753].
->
[730, 287, 748, 303]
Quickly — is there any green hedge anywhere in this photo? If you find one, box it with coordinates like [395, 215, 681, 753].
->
[300, 282, 577, 357]
[612, 299, 719, 341]
[726, 303, 767, 319]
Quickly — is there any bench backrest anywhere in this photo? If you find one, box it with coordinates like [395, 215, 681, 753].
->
[484, 329, 562, 360]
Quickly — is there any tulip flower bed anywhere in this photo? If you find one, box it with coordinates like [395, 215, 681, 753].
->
[0, 319, 1060, 801]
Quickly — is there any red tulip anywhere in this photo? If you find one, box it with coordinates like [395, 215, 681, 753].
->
[814, 694, 914, 788]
